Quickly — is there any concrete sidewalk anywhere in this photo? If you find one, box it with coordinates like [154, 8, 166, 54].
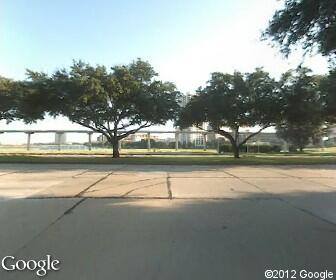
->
[0, 164, 335, 279]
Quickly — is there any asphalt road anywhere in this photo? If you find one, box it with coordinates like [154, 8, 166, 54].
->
[0, 164, 335, 279]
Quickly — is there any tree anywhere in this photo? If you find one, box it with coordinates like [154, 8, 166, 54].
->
[27, 59, 181, 158]
[0, 77, 19, 122]
[177, 69, 280, 158]
[263, 0, 336, 58]
[319, 68, 336, 123]
[276, 67, 323, 151]
[277, 123, 322, 152]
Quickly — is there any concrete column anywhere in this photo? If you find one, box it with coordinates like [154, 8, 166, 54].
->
[175, 132, 179, 150]
[320, 138, 325, 151]
[282, 140, 289, 152]
[55, 132, 64, 151]
[203, 133, 207, 151]
[88, 132, 93, 151]
[26, 132, 34, 151]
[0, 132, 3, 147]
[147, 132, 151, 151]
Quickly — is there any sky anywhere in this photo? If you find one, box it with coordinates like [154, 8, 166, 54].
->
[0, 0, 330, 144]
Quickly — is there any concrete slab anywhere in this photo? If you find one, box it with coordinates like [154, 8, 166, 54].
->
[244, 177, 334, 194]
[272, 166, 336, 178]
[4, 198, 336, 280]
[31, 175, 106, 198]
[169, 170, 233, 178]
[170, 178, 264, 198]
[0, 176, 63, 199]
[0, 171, 104, 198]
[83, 174, 168, 198]
[223, 166, 288, 178]
[306, 178, 336, 188]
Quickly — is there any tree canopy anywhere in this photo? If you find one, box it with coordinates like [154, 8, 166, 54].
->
[263, 0, 336, 58]
[27, 59, 181, 157]
[320, 68, 336, 123]
[276, 67, 324, 151]
[0, 77, 20, 122]
[177, 68, 280, 158]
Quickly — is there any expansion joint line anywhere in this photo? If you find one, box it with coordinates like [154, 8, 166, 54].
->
[224, 170, 336, 228]
[75, 168, 122, 197]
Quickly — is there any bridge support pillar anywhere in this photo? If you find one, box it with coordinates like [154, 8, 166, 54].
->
[88, 132, 93, 151]
[147, 132, 151, 151]
[203, 133, 207, 151]
[26, 132, 34, 151]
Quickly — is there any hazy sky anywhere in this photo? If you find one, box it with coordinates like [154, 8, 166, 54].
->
[0, 0, 330, 144]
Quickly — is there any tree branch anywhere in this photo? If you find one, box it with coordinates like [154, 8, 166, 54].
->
[239, 125, 270, 146]
[117, 122, 152, 140]
[215, 128, 235, 144]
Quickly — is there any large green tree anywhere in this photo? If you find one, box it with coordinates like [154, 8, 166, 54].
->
[177, 69, 280, 158]
[0, 77, 20, 122]
[276, 68, 323, 151]
[319, 68, 336, 123]
[263, 0, 336, 58]
[27, 59, 180, 157]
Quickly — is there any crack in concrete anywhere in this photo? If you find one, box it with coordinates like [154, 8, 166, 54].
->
[0, 171, 19, 177]
[75, 168, 124, 197]
[72, 170, 89, 178]
[85, 177, 163, 194]
[121, 182, 165, 197]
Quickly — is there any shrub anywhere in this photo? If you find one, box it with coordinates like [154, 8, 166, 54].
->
[219, 144, 282, 154]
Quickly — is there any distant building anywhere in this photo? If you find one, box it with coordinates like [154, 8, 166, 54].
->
[122, 133, 160, 143]
[96, 133, 160, 143]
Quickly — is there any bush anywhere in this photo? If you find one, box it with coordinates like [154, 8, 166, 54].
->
[219, 144, 282, 154]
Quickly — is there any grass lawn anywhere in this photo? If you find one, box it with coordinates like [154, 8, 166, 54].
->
[0, 147, 335, 165]
[0, 154, 335, 165]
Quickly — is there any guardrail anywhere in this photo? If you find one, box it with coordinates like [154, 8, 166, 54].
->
[0, 129, 216, 151]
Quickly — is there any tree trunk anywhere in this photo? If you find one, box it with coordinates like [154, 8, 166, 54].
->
[112, 138, 120, 158]
[232, 144, 240, 158]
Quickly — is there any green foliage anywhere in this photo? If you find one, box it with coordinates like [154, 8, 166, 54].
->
[0, 77, 19, 122]
[276, 123, 322, 151]
[319, 68, 336, 122]
[276, 67, 324, 151]
[26, 59, 181, 157]
[177, 68, 280, 158]
[263, 0, 336, 58]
